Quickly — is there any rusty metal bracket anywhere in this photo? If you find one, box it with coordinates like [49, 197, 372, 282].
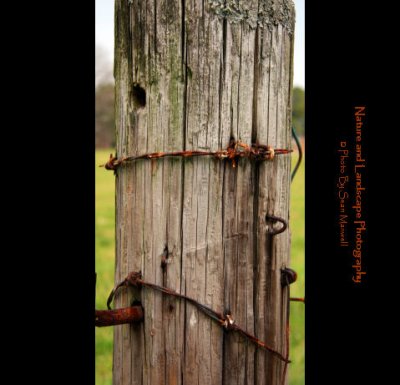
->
[95, 305, 144, 327]
[290, 297, 305, 303]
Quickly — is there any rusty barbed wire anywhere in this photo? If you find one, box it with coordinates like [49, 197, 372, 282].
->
[107, 271, 290, 364]
[100, 138, 293, 171]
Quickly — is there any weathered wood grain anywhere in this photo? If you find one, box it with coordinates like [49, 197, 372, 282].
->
[221, 2, 257, 383]
[181, 2, 225, 384]
[113, 1, 295, 384]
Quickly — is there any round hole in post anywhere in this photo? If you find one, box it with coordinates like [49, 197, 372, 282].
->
[132, 83, 146, 108]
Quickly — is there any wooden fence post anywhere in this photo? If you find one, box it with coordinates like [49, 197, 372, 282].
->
[113, 1, 295, 384]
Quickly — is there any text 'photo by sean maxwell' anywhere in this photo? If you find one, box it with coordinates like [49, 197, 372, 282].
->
[336, 106, 367, 284]
[96, 1, 304, 385]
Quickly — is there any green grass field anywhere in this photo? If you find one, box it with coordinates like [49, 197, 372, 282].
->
[95, 149, 304, 385]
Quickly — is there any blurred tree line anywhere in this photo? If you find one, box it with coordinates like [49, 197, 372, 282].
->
[96, 46, 115, 148]
[96, 47, 305, 148]
[96, 83, 115, 148]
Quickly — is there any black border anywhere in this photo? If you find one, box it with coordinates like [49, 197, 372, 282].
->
[22, 0, 395, 382]
[23, 1, 95, 381]
[306, 1, 394, 383]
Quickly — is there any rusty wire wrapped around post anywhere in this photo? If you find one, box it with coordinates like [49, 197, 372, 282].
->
[107, 271, 291, 364]
[100, 138, 292, 171]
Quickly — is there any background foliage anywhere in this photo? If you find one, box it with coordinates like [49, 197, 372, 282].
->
[292, 87, 305, 136]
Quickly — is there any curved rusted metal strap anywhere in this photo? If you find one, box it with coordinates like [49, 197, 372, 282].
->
[107, 275, 134, 310]
[291, 126, 303, 182]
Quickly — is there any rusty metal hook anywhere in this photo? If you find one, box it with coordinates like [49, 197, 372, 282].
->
[265, 215, 288, 236]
